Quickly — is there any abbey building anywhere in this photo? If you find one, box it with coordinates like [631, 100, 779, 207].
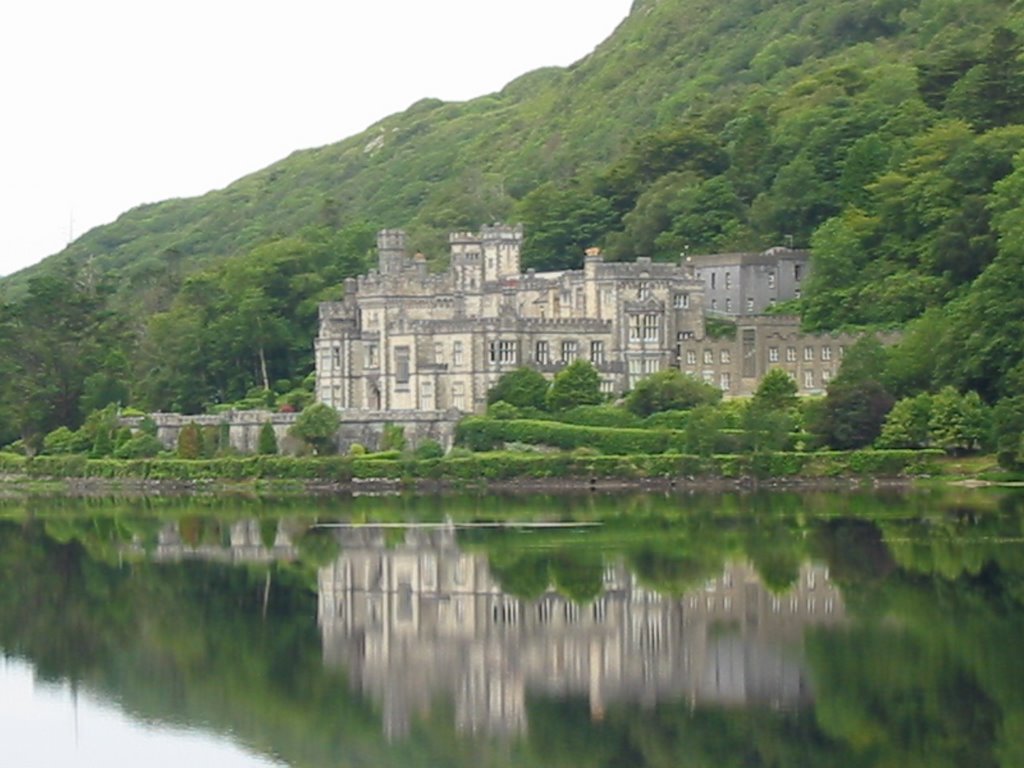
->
[314, 226, 852, 414]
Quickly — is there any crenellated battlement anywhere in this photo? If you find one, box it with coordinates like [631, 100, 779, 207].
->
[315, 224, 840, 413]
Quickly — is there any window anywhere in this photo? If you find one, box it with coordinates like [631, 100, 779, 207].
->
[628, 358, 642, 387]
[742, 329, 757, 378]
[332, 347, 341, 368]
[725, 297, 732, 313]
[642, 314, 659, 341]
[590, 340, 605, 364]
[703, 349, 714, 365]
[489, 340, 517, 365]
[786, 346, 797, 362]
[839, 345, 846, 358]
[746, 297, 754, 312]
[711, 299, 718, 311]
[394, 346, 410, 385]
[724, 271, 732, 289]
[535, 340, 550, 364]
[638, 281, 652, 299]
[702, 371, 715, 385]
[795, 288, 802, 299]
[629, 314, 642, 341]
[561, 340, 578, 363]
[720, 350, 731, 364]
[434, 342, 444, 365]
[366, 343, 378, 368]
[768, 271, 776, 289]
[419, 380, 434, 408]
[600, 379, 615, 394]
[794, 263, 802, 281]
[452, 340, 464, 367]
[804, 346, 814, 362]
[451, 382, 466, 411]
[711, 273, 717, 290]
[769, 346, 779, 362]
[643, 358, 659, 374]
[821, 370, 831, 384]
[686, 350, 697, 366]
[822, 346, 832, 361]
[720, 372, 731, 391]
[674, 293, 690, 309]
[804, 370, 815, 389]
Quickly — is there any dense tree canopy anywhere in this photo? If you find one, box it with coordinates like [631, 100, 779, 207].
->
[4, 0, 1024, 437]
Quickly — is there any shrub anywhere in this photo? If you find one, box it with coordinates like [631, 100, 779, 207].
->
[42, 426, 88, 455]
[487, 367, 550, 410]
[380, 423, 407, 452]
[547, 360, 602, 411]
[281, 388, 314, 412]
[414, 439, 445, 460]
[113, 434, 164, 459]
[290, 403, 341, 455]
[558, 405, 641, 428]
[487, 401, 520, 420]
[177, 423, 203, 459]
[626, 370, 722, 416]
[642, 410, 691, 430]
[90, 428, 114, 459]
[257, 422, 279, 455]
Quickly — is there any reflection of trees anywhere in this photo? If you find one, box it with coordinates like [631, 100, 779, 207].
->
[0, 490, 1021, 767]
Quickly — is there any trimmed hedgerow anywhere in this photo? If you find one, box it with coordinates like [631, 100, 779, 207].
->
[455, 417, 686, 455]
[0, 448, 943, 484]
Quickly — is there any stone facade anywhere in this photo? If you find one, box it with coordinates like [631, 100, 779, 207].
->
[689, 248, 810, 316]
[678, 316, 902, 398]
[315, 227, 828, 414]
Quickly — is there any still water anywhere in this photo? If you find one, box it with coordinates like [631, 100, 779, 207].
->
[1, 490, 1023, 767]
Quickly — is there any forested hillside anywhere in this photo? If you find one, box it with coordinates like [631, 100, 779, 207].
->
[2, 0, 1024, 447]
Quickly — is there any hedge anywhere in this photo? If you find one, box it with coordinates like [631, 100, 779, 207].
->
[455, 417, 689, 455]
[0, 449, 945, 484]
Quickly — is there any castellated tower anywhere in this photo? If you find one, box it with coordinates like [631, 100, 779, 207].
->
[481, 224, 523, 282]
[449, 231, 484, 292]
[377, 229, 408, 275]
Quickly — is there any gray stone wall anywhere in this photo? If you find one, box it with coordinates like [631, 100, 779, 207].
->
[122, 409, 459, 455]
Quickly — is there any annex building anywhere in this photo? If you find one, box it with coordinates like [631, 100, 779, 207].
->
[314, 226, 857, 415]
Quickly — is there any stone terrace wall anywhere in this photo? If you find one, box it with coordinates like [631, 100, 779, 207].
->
[122, 410, 459, 455]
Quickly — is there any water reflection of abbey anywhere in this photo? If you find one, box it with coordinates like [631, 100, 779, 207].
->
[317, 525, 844, 740]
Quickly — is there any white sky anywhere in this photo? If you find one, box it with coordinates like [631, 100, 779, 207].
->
[1, 658, 286, 767]
[0, 0, 633, 278]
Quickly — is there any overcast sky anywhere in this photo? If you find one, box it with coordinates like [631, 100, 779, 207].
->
[0, 0, 633, 277]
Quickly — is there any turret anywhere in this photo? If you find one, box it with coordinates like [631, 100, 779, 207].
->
[481, 223, 523, 282]
[377, 229, 408, 275]
[449, 231, 483, 293]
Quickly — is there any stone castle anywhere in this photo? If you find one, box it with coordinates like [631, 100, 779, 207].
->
[314, 226, 869, 414]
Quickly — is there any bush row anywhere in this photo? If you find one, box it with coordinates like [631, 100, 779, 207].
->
[0, 449, 945, 482]
[457, 417, 690, 455]
[455, 418, 810, 455]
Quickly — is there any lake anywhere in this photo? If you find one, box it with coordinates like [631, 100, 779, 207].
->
[1, 489, 1022, 767]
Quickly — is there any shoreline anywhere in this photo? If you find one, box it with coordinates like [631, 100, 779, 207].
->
[0, 472, 930, 499]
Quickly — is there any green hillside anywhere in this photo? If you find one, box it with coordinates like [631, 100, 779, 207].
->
[2, 0, 1024, 446]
